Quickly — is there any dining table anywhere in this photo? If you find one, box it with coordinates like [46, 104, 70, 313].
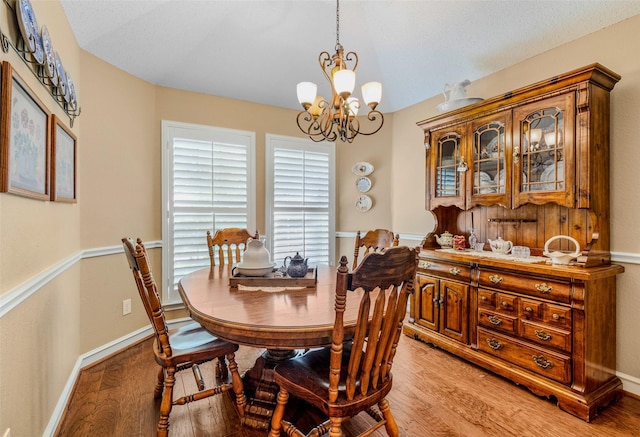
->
[178, 263, 366, 432]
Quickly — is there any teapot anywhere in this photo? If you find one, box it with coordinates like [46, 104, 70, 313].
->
[435, 231, 453, 248]
[488, 237, 513, 254]
[543, 235, 581, 265]
[284, 252, 309, 278]
[242, 237, 271, 267]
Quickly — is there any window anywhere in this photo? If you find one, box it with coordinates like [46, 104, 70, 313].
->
[265, 134, 335, 266]
[162, 121, 255, 303]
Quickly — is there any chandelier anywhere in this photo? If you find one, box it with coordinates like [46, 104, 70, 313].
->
[295, 0, 383, 143]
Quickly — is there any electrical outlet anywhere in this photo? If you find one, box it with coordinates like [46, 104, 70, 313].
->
[3, 427, 11, 437]
[122, 299, 131, 315]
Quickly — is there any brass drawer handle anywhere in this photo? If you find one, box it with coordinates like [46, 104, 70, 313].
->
[501, 301, 509, 308]
[488, 315, 502, 325]
[486, 338, 503, 350]
[535, 283, 552, 293]
[535, 330, 552, 341]
[532, 355, 553, 369]
[552, 313, 560, 320]
[418, 261, 431, 269]
[449, 267, 461, 276]
[481, 296, 488, 301]
[489, 274, 503, 285]
[524, 306, 533, 313]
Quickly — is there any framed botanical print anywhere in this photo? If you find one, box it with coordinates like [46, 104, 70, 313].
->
[1, 61, 51, 200]
[50, 115, 77, 202]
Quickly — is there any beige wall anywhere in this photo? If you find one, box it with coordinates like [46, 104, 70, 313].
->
[1, 1, 83, 436]
[1, 1, 639, 435]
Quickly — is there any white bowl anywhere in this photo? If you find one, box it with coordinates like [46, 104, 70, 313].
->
[234, 262, 277, 277]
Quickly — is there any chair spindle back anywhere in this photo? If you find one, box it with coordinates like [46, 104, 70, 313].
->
[122, 237, 172, 357]
[333, 246, 418, 402]
[206, 228, 258, 266]
[353, 229, 399, 270]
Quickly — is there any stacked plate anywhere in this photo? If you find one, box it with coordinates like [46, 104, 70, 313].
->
[234, 262, 277, 277]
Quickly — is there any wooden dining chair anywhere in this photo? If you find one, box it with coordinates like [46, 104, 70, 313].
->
[268, 245, 419, 437]
[122, 237, 246, 437]
[352, 228, 399, 270]
[206, 228, 259, 266]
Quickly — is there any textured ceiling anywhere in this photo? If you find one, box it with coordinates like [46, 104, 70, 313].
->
[59, 0, 640, 113]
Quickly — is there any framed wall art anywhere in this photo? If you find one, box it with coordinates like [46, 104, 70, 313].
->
[1, 61, 51, 200]
[50, 114, 77, 202]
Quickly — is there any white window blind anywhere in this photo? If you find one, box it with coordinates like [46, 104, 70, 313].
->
[162, 121, 255, 303]
[266, 135, 335, 267]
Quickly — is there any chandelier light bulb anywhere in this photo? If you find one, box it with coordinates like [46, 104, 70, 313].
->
[362, 81, 382, 109]
[530, 128, 542, 144]
[297, 82, 318, 108]
[309, 95, 325, 118]
[544, 131, 556, 147]
[333, 69, 355, 99]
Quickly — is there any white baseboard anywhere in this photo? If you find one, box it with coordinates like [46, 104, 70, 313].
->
[618, 371, 640, 398]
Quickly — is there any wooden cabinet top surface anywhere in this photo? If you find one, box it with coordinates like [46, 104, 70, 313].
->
[419, 249, 624, 281]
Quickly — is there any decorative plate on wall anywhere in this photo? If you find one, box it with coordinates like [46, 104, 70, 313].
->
[355, 195, 372, 212]
[356, 176, 372, 193]
[55, 51, 68, 100]
[352, 162, 374, 176]
[66, 71, 77, 109]
[16, 0, 44, 64]
[41, 25, 58, 86]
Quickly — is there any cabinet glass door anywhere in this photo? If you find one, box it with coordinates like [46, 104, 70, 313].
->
[429, 126, 466, 208]
[513, 93, 575, 208]
[468, 113, 511, 208]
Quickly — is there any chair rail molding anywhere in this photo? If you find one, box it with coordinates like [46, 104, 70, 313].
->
[0, 241, 162, 318]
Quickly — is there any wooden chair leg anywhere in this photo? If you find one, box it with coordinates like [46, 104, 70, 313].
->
[157, 367, 176, 437]
[268, 388, 289, 437]
[217, 356, 229, 379]
[378, 398, 399, 437]
[328, 416, 344, 437]
[227, 352, 247, 417]
[154, 367, 164, 399]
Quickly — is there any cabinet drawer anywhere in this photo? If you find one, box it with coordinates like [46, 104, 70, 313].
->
[418, 259, 471, 282]
[543, 304, 572, 330]
[478, 309, 517, 334]
[520, 320, 572, 352]
[478, 289, 518, 314]
[520, 299, 572, 330]
[478, 289, 495, 309]
[478, 327, 571, 384]
[478, 269, 571, 304]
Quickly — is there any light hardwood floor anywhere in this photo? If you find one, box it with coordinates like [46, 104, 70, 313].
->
[56, 334, 640, 436]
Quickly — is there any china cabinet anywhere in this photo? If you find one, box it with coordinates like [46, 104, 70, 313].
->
[403, 64, 624, 421]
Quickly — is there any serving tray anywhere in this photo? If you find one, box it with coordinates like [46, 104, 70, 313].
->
[229, 267, 317, 288]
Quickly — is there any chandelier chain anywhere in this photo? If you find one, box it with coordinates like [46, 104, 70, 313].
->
[335, 0, 340, 48]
